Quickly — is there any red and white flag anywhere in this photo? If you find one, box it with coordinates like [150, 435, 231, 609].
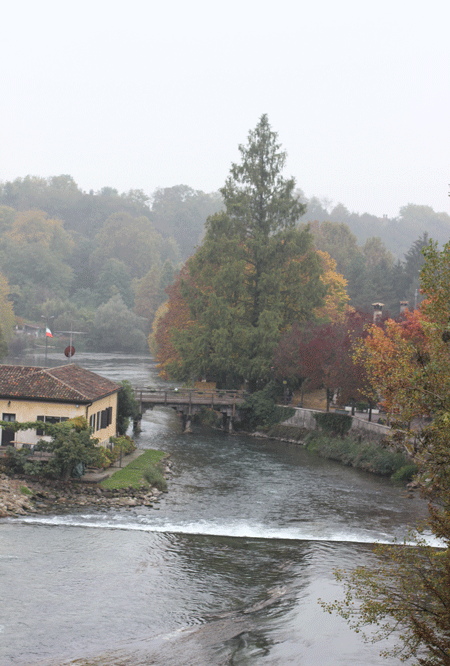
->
[46, 327, 53, 338]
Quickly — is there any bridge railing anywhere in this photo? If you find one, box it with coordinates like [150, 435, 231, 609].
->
[133, 387, 248, 406]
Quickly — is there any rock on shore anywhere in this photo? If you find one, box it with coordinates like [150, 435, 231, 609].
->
[0, 475, 37, 516]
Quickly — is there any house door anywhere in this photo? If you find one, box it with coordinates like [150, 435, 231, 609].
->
[1, 413, 16, 447]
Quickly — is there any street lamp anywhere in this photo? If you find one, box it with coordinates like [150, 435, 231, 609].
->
[41, 315, 54, 367]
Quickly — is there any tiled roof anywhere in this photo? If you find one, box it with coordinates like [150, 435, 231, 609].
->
[0, 364, 120, 403]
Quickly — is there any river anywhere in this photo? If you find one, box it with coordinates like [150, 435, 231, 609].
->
[0, 352, 431, 666]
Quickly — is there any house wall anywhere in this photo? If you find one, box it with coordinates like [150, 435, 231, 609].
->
[0, 392, 118, 448]
[86, 394, 118, 444]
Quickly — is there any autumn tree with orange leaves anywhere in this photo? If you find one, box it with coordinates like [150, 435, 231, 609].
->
[152, 264, 194, 379]
[324, 239, 450, 666]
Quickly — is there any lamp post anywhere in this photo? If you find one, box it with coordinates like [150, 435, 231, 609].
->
[41, 315, 54, 367]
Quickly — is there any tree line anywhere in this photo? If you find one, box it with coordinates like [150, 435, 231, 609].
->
[151, 116, 439, 397]
[0, 124, 448, 357]
[0, 179, 222, 353]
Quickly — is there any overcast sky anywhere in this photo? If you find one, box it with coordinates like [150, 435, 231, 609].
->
[2, 0, 449, 218]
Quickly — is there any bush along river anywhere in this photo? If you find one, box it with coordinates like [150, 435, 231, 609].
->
[0, 352, 433, 666]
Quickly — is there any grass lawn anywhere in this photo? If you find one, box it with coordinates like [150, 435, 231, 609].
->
[100, 449, 166, 490]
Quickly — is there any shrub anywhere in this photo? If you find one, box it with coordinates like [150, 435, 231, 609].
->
[96, 447, 113, 469]
[391, 464, 419, 483]
[192, 407, 222, 428]
[22, 460, 44, 476]
[314, 412, 352, 437]
[142, 463, 167, 492]
[265, 424, 307, 441]
[2, 446, 30, 474]
[39, 423, 102, 481]
[304, 431, 412, 478]
[108, 435, 136, 459]
[240, 382, 294, 431]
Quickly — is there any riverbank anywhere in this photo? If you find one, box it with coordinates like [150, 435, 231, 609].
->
[251, 424, 418, 483]
[0, 451, 172, 518]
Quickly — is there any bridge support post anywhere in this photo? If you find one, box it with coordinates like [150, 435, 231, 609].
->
[228, 416, 234, 433]
[181, 413, 192, 433]
[221, 414, 233, 433]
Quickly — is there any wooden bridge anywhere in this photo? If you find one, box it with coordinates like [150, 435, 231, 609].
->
[133, 387, 247, 432]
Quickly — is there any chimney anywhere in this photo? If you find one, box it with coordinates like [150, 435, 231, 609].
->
[372, 302, 384, 323]
[399, 300, 408, 315]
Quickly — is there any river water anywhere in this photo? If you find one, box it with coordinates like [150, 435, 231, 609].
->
[0, 352, 431, 666]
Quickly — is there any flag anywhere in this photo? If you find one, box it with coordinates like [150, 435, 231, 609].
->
[46, 327, 53, 338]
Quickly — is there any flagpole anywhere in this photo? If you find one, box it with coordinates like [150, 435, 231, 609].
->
[41, 315, 54, 367]
[68, 322, 73, 363]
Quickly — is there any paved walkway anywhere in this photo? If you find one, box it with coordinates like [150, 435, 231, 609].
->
[80, 448, 147, 484]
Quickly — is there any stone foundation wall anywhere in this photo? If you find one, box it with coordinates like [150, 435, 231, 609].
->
[282, 407, 391, 437]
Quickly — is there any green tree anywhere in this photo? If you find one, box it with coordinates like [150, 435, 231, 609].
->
[151, 185, 223, 260]
[90, 212, 179, 281]
[134, 260, 176, 332]
[310, 221, 367, 308]
[360, 236, 399, 315]
[0, 209, 75, 317]
[95, 258, 134, 308]
[117, 380, 140, 435]
[0, 326, 7, 360]
[89, 294, 147, 351]
[0, 271, 15, 350]
[38, 419, 101, 482]
[165, 115, 325, 389]
[402, 232, 429, 309]
[0, 205, 15, 233]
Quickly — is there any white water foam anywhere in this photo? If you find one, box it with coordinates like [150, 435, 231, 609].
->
[7, 515, 444, 547]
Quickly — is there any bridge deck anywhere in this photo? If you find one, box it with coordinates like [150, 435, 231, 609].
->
[133, 388, 247, 409]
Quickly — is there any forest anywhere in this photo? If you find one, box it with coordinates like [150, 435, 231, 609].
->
[0, 133, 449, 361]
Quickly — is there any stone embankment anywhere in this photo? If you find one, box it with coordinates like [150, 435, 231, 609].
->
[0, 459, 172, 518]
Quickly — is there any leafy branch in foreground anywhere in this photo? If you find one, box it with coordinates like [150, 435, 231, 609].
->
[320, 528, 450, 664]
[322, 239, 450, 665]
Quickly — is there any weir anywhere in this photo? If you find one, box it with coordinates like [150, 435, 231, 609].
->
[132, 387, 246, 433]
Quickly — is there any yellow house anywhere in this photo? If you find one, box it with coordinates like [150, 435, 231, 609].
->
[0, 364, 120, 448]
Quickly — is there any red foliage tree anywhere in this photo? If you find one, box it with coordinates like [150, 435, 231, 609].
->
[273, 310, 372, 409]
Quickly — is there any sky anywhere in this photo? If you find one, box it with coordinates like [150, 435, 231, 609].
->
[1, 0, 449, 219]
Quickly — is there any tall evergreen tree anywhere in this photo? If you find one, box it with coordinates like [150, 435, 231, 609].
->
[164, 115, 326, 389]
[403, 232, 429, 308]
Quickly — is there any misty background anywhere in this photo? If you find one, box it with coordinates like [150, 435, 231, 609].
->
[1, 0, 449, 355]
[1, 0, 449, 217]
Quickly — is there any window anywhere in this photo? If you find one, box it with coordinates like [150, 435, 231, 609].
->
[94, 407, 114, 431]
[36, 415, 69, 436]
[1, 414, 16, 447]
